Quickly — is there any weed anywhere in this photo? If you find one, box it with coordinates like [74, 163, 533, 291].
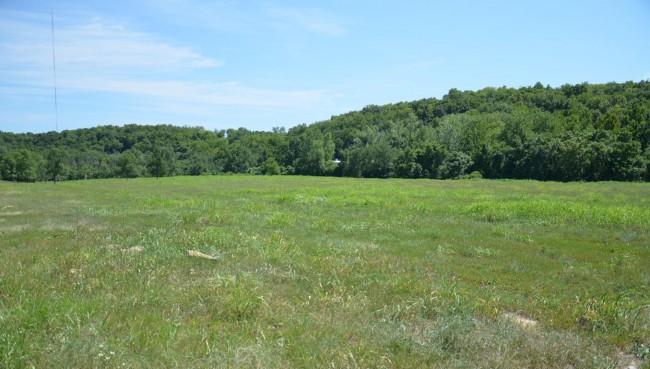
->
[574, 292, 648, 337]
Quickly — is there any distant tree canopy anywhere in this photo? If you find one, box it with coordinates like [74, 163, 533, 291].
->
[1, 81, 649, 182]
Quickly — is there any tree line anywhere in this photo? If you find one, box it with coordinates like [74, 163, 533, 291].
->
[1, 81, 649, 182]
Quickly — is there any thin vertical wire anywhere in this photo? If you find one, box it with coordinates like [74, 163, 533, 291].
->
[51, 10, 58, 132]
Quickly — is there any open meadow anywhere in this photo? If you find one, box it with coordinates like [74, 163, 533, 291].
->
[1, 176, 649, 368]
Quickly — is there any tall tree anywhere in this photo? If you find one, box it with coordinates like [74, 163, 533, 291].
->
[46, 148, 67, 182]
[13, 149, 38, 182]
[147, 146, 174, 178]
[289, 127, 336, 176]
[0, 149, 39, 182]
[438, 151, 473, 179]
[117, 149, 143, 178]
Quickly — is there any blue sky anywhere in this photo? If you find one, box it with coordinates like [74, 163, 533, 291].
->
[1, 0, 649, 134]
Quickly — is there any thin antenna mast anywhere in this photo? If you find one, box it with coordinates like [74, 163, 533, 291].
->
[51, 10, 59, 132]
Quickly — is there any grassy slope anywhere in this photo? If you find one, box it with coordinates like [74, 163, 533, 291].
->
[0, 176, 648, 368]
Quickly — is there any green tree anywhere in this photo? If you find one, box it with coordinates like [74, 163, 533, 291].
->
[0, 151, 16, 181]
[289, 126, 336, 176]
[224, 141, 256, 173]
[606, 130, 645, 181]
[117, 149, 143, 178]
[643, 147, 650, 181]
[183, 151, 211, 176]
[395, 147, 425, 178]
[260, 157, 281, 175]
[46, 148, 68, 182]
[344, 136, 398, 178]
[1, 149, 39, 182]
[14, 149, 38, 182]
[0, 81, 648, 182]
[147, 146, 174, 178]
[438, 151, 473, 179]
[437, 112, 504, 158]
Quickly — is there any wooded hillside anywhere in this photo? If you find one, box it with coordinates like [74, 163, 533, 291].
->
[1, 81, 649, 182]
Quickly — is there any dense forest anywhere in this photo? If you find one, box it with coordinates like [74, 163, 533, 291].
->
[1, 81, 649, 182]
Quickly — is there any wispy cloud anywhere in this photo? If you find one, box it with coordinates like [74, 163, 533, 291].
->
[0, 10, 218, 81]
[265, 7, 347, 37]
[142, 1, 347, 37]
[142, 0, 260, 34]
[62, 78, 328, 109]
[0, 9, 330, 111]
[58, 19, 220, 70]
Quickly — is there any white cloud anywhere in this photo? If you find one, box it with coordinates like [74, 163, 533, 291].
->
[0, 9, 332, 111]
[58, 19, 220, 70]
[62, 77, 328, 108]
[0, 10, 219, 79]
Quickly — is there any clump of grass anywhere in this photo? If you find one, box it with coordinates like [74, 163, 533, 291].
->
[574, 292, 650, 340]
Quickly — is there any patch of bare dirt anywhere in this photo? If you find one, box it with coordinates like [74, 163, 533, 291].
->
[617, 349, 643, 369]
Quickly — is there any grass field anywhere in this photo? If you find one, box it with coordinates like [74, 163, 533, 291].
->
[1, 175, 649, 368]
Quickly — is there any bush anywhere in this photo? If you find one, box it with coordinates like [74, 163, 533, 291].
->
[260, 157, 281, 175]
[460, 171, 483, 180]
[438, 152, 473, 179]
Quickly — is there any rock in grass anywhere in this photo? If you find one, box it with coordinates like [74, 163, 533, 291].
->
[503, 312, 538, 330]
[186, 249, 219, 261]
[121, 245, 144, 254]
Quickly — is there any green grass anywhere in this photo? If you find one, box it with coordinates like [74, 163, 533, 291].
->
[1, 176, 649, 368]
